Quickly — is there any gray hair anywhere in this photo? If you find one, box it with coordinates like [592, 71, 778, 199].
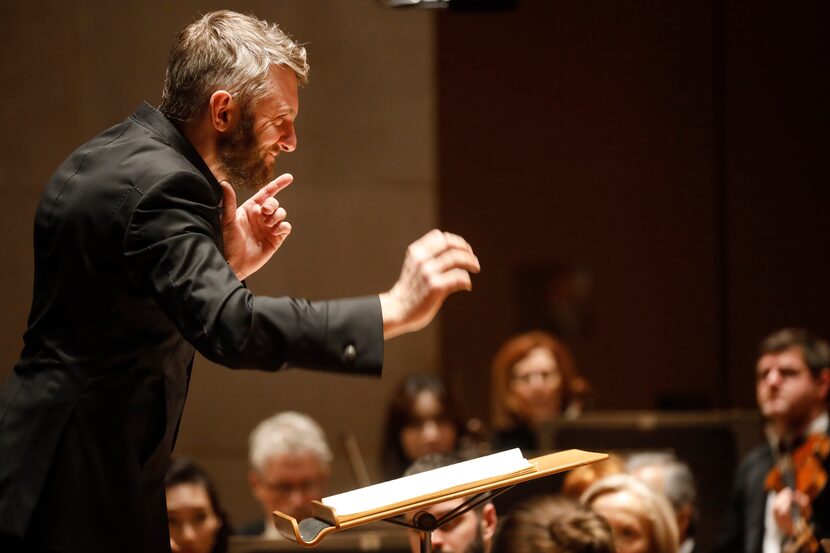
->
[159, 10, 309, 123]
[625, 452, 696, 512]
[581, 474, 679, 553]
[248, 411, 332, 474]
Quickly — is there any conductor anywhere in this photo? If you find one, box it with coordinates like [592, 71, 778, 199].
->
[0, 10, 480, 553]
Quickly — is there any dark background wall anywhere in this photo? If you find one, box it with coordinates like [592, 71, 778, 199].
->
[436, 1, 830, 419]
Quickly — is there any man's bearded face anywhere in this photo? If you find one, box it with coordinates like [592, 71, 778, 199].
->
[217, 106, 272, 189]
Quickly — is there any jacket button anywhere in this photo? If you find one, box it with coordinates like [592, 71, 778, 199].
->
[344, 344, 357, 364]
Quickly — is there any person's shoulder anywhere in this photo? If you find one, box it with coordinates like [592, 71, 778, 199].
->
[731, 441, 773, 489]
[738, 442, 772, 467]
[93, 105, 211, 189]
[60, 109, 204, 190]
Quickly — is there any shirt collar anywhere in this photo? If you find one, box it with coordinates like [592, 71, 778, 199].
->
[765, 411, 829, 452]
[129, 102, 222, 199]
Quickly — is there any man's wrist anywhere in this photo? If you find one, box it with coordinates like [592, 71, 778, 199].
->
[379, 291, 405, 340]
[226, 259, 247, 281]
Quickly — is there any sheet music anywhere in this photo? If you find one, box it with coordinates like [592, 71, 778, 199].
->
[322, 448, 531, 517]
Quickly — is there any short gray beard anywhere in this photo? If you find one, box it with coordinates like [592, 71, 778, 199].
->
[217, 109, 272, 189]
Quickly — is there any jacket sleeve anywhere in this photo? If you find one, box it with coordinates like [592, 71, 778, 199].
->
[122, 170, 383, 375]
[712, 459, 747, 553]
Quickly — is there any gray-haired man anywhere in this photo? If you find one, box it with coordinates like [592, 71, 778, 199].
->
[240, 412, 332, 538]
[0, 10, 479, 553]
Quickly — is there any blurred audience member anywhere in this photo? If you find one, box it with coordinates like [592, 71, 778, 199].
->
[382, 373, 464, 479]
[562, 453, 625, 500]
[404, 453, 497, 553]
[166, 458, 231, 553]
[493, 495, 615, 553]
[240, 411, 332, 537]
[491, 331, 590, 452]
[626, 452, 699, 553]
[582, 474, 679, 553]
[716, 328, 830, 553]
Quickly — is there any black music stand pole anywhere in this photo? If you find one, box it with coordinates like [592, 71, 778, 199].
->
[385, 487, 513, 553]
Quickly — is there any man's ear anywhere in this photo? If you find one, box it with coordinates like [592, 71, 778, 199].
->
[480, 503, 497, 542]
[208, 90, 239, 133]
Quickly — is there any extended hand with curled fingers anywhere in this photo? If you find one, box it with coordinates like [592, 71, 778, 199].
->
[380, 229, 480, 339]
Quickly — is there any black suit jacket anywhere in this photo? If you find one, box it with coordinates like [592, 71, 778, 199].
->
[715, 426, 830, 553]
[0, 103, 383, 553]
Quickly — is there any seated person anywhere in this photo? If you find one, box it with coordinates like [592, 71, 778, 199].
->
[626, 452, 699, 553]
[404, 453, 497, 553]
[715, 328, 830, 553]
[166, 458, 232, 553]
[239, 411, 332, 537]
[490, 331, 590, 452]
[382, 373, 465, 479]
[492, 495, 615, 553]
[581, 474, 679, 553]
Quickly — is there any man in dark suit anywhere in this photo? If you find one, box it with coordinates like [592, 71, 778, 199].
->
[716, 328, 830, 553]
[0, 10, 480, 553]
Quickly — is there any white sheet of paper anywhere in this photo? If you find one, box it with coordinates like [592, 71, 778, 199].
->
[323, 448, 530, 517]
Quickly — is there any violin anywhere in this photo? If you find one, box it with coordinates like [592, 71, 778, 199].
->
[765, 433, 830, 553]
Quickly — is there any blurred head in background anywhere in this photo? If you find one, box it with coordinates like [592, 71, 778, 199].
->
[247, 411, 332, 528]
[383, 373, 464, 478]
[492, 495, 615, 553]
[166, 458, 231, 553]
[581, 474, 678, 553]
[625, 452, 697, 548]
[755, 327, 830, 439]
[404, 453, 497, 553]
[491, 331, 589, 432]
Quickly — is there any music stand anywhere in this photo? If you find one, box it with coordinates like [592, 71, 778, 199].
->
[272, 449, 608, 551]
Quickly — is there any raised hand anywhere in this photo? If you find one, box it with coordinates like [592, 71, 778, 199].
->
[221, 173, 293, 280]
[379, 229, 480, 339]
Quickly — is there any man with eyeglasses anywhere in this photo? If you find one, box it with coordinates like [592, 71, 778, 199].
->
[240, 412, 332, 538]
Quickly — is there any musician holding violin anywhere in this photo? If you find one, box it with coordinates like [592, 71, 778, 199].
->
[716, 328, 830, 553]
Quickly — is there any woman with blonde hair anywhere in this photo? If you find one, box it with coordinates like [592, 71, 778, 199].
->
[491, 330, 589, 451]
[581, 474, 678, 553]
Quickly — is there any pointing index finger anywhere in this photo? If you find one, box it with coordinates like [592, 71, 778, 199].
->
[252, 173, 294, 204]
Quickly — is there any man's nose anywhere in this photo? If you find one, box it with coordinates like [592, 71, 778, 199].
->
[279, 122, 297, 152]
[431, 529, 446, 549]
[766, 368, 783, 386]
[288, 487, 310, 507]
